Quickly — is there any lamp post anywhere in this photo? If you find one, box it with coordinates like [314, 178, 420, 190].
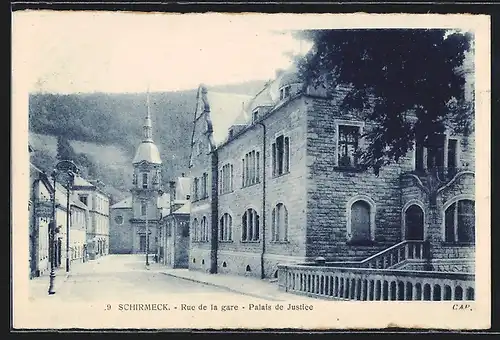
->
[144, 198, 149, 266]
[48, 160, 79, 295]
[48, 170, 58, 295]
[65, 170, 75, 272]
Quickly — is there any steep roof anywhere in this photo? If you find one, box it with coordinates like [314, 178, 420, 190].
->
[132, 142, 162, 165]
[111, 196, 132, 209]
[205, 90, 253, 146]
[173, 201, 191, 215]
[176, 176, 191, 201]
[73, 176, 94, 187]
[70, 198, 88, 210]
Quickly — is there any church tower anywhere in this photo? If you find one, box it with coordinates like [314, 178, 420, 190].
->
[130, 91, 163, 254]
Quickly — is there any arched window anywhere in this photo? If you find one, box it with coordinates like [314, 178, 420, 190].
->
[192, 218, 199, 242]
[404, 204, 424, 240]
[219, 213, 233, 241]
[445, 199, 475, 243]
[272, 203, 288, 242]
[200, 216, 209, 242]
[347, 197, 375, 243]
[242, 208, 259, 242]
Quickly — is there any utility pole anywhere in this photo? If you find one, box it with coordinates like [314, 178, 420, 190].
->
[48, 170, 57, 295]
[145, 199, 149, 266]
[65, 171, 74, 272]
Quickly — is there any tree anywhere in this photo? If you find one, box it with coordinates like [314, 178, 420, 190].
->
[56, 135, 77, 161]
[293, 29, 474, 175]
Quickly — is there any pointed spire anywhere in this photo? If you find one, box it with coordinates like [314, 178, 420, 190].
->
[143, 86, 153, 142]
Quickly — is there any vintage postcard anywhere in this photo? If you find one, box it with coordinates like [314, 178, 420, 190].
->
[12, 11, 491, 330]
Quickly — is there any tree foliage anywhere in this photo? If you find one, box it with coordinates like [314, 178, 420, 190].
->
[294, 29, 474, 174]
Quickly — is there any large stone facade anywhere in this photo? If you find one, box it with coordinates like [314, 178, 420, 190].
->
[188, 67, 475, 279]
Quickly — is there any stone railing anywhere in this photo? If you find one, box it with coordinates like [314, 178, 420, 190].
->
[325, 240, 428, 270]
[277, 264, 474, 301]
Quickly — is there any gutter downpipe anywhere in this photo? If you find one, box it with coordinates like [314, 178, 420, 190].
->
[210, 150, 219, 274]
[256, 121, 267, 279]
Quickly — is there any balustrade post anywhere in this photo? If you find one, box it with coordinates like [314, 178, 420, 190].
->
[405, 243, 410, 259]
[419, 243, 424, 259]
[362, 279, 367, 301]
[354, 278, 359, 300]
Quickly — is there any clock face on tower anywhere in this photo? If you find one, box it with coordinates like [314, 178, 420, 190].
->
[115, 215, 124, 225]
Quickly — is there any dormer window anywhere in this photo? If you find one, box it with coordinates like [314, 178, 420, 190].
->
[252, 109, 259, 123]
[279, 85, 291, 100]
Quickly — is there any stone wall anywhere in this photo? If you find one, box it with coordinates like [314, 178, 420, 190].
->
[214, 97, 309, 278]
[109, 208, 134, 253]
[304, 95, 403, 261]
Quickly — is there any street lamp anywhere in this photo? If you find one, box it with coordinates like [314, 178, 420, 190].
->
[143, 198, 150, 267]
[48, 170, 58, 295]
[48, 160, 79, 295]
[64, 170, 76, 272]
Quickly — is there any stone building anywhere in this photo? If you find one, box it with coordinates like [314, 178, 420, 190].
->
[29, 162, 54, 278]
[29, 158, 93, 277]
[188, 61, 475, 286]
[109, 94, 168, 255]
[159, 175, 191, 268]
[70, 198, 90, 263]
[72, 176, 111, 259]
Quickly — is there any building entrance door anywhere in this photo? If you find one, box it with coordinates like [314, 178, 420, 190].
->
[405, 205, 424, 240]
[139, 235, 147, 252]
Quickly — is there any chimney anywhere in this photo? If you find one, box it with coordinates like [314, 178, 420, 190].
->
[169, 180, 176, 201]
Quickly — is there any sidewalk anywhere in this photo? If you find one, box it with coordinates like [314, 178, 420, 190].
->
[28, 269, 71, 301]
[27, 258, 95, 301]
[150, 265, 312, 301]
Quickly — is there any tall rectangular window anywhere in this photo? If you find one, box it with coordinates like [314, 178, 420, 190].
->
[447, 138, 458, 170]
[141, 201, 147, 216]
[220, 164, 233, 194]
[272, 135, 290, 177]
[414, 134, 460, 173]
[201, 173, 208, 199]
[415, 141, 425, 171]
[193, 178, 199, 201]
[242, 151, 260, 187]
[142, 173, 148, 189]
[337, 125, 359, 167]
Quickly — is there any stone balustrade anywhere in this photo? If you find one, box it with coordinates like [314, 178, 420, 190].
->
[277, 264, 475, 301]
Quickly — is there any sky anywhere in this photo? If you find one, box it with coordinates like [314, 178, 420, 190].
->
[12, 12, 483, 94]
[13, 12, 313, 94]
